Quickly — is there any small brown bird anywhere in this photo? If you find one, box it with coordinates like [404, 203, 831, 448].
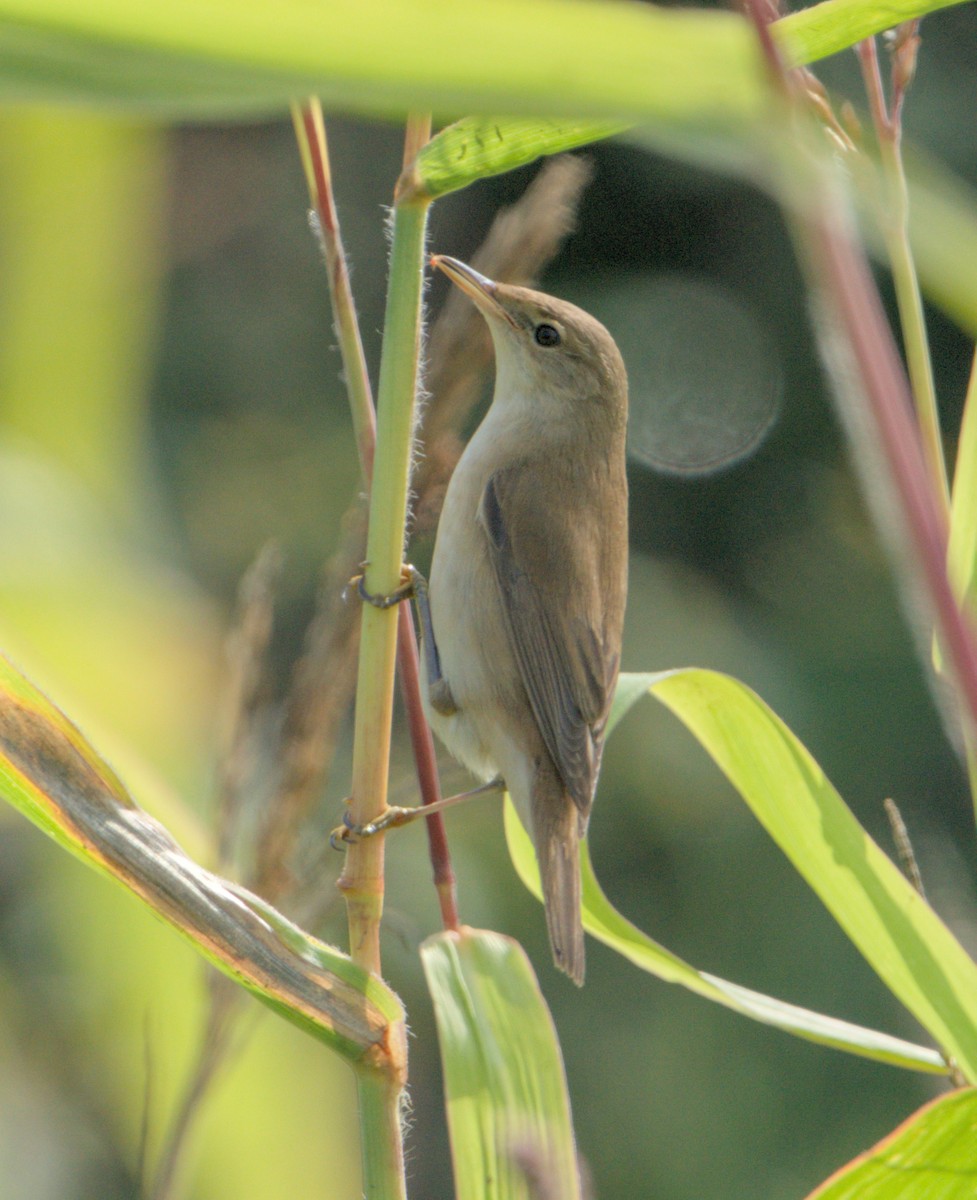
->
[424, 256, 629, 984]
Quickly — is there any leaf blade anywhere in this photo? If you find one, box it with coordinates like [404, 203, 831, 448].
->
[643, 668, 977, 1080]
[0, 654, 405, 1076]
[0, 0, 969, 122]
[412, 117, 627, 200]
[421, 928, 580, 1200]
[805, 1088, 977, 1199]
[948, 354, 977, 617]
[504, 801, 945, 1074]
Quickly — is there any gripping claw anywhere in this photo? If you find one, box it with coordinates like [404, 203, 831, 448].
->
[348, 564, 418, 610]
[329, 805, 416, 850]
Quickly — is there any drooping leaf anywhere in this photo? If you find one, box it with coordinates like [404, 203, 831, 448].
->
[421, 928, 579, 1200]
[504, 804, 944, 1075]
[621, 670, 977, 1080]
[0, 654, 404, 1076]
[805, 1088, 977, 1199]
[506, 666, 977, 1075]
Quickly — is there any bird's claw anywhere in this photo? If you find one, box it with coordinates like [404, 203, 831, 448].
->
[347, 564, 419, 610]
[329, 805, 415, 849]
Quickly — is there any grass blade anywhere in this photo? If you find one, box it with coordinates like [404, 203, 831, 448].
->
[629, 669, 977, 1080]
[504, 804, 944, 1074]
[948, 353, 977, 618]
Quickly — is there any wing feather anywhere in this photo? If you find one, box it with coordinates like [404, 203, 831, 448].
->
[480, 464, 625, 813]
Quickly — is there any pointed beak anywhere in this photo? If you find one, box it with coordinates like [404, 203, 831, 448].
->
[430, 255, 518, 327]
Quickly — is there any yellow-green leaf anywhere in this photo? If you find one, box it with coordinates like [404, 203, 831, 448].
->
[504, 804, 944, 1075]
[0, 653, 404, 1076]
[948, 353, 977, 618]
[805, 1088, 977, 1199]
[412, 117, 627, 200]
[639, 669, 977, 1080]
[0, 0, 969, 123]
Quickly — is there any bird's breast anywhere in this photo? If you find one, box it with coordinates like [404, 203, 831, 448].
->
[424, 429, 528, 783]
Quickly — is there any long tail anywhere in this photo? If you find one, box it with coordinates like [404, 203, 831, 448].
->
[532, 777, 586, 985]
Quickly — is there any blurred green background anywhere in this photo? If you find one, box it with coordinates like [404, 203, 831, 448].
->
[1, 6, 976, 1196]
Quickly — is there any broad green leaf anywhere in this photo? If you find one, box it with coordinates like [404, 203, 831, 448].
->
[421, 928, 579, 1200]
[412, 117, 627, 200]
[805, 1088, 977, 1199]
[504, 805, 944, 1074]
[0, 0, 969, 122]
[630, 669, 977, 1080]
[0, 654, 404, 1075]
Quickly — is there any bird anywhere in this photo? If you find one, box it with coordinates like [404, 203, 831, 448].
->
[422, 255, 629, 984]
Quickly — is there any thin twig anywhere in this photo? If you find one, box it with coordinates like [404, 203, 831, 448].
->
[291, 100, 376, 475]
[856, 34, 949, 520]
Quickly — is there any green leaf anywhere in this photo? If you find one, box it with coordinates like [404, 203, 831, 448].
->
[0, 654, 404, 1075]
[504, 804, 944, 1075]
[804, 1088, 977, 1199]
[635, 669, 977, 1080]
[413, 117, 627, 200]
[0, 0, 969, 122]
[421, 928, 579, 1200]
[507, 669, 977, 1075]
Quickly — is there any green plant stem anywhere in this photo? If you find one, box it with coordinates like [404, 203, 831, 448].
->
[340, 195, 429, 967]
[295, 103, 459, 929]
[338, 189, 428, 1200]
[857, 37, 950, 520]
[358, 1075, 408, 1200]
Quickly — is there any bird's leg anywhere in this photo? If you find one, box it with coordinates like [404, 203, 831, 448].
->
[349, 563, 457, 716]
[330, 778, 505, 848]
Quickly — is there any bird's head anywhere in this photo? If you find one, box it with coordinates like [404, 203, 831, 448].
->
[432, 255, 628, 433]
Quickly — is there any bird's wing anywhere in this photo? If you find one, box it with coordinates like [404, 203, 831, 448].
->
[480, 463, 625, 812]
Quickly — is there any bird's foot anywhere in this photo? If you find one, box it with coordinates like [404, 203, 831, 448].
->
[347, 564, 421, 610]
[329, 805, 418, 849]
[329, 779, 505, 850]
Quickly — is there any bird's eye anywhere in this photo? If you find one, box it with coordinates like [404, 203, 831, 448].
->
[533, 323, 561, 348]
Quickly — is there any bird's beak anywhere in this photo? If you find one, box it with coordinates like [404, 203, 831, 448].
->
[430, 256, 518, 328]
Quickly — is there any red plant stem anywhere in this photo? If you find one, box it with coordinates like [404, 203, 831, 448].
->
[739, 0, 977, 740]
[298, 101, 459, 929]
[810, 213, 977, 733]
[397, 607, 459, 930]
[300, 103, 376, 478]
[857, 37, 892, 138]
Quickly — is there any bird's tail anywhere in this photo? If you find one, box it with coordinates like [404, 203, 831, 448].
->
[532, 776, 586, 986]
